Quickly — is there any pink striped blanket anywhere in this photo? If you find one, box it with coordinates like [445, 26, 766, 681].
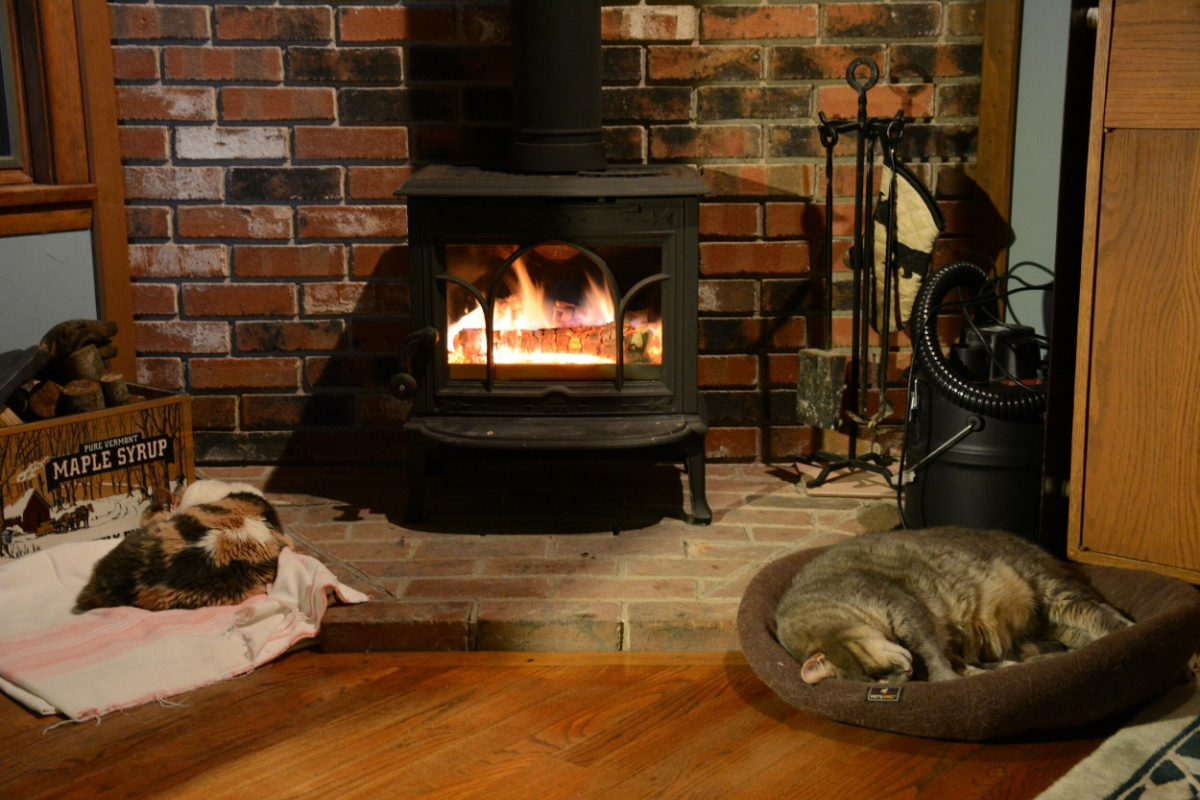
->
[0, 539, 368, 721]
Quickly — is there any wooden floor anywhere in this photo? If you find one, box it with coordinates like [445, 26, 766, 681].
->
[0, 651, 1113, 800]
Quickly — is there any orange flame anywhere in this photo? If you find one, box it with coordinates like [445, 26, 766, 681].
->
[446, 254, 661, 367]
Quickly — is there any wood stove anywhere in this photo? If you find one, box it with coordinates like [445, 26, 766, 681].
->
[393, 166, 710, 525]
[388, 0, 710, 525]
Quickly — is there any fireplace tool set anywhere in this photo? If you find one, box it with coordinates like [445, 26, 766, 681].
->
[799, 58, 945, 489]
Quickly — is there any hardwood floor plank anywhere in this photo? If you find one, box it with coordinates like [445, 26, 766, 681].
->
[0, 651, 1109, 800]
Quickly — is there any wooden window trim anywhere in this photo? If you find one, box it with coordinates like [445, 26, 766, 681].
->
[0, 0, 134, 378]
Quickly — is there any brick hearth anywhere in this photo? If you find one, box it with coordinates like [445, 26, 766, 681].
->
[201, 462, 882, 651]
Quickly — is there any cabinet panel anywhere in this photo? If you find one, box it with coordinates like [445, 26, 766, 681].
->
[1105, 0, 1200, 128]
[1077, 129, 1200, 572]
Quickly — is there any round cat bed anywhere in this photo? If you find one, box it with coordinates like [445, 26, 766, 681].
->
[738, 546, 1200, 741]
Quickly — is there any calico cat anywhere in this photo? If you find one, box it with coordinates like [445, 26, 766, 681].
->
[775, 527, 1132, 683]
[74, 480, 293, 613]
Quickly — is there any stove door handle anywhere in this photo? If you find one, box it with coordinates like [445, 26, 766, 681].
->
[390, 326, 440, 401]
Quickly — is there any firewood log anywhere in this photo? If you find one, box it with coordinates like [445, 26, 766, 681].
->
[100, 372, 130, 406]
[0, 406, 23, 427]
[62, 344, 107, 381]
[57, 379, 105, 416]
[28, 380, 63, 419]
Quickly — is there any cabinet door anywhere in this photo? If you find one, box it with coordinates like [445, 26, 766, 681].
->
[1076, 128, 1200, 574]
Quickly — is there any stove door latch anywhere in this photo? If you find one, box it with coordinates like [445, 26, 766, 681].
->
[390, 326, 440, 401]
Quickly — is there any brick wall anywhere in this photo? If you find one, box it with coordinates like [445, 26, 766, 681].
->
[110, 0, 986, 465]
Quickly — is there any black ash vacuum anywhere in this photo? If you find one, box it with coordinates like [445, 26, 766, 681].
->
[902, 261, 1048, 540]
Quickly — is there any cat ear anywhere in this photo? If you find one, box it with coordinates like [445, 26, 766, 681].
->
[801, 653, 836, 684]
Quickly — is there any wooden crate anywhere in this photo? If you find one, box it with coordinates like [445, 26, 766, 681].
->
[1, 387, 194, 560]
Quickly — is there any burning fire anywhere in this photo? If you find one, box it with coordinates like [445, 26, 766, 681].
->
[446, 251, 662, 367]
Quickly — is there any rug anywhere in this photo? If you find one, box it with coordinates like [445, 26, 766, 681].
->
[1037, 684, 1200, 799]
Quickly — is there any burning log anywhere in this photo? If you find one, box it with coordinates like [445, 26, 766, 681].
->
[452, 322, 660, 364]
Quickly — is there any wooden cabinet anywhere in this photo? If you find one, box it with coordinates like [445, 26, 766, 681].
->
[1068, 0, 1200, 582]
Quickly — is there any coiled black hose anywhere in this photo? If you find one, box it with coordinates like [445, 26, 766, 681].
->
[911, 261, 1046, 422]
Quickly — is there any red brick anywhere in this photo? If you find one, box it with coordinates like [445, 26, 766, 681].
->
[127, 207, 171, 240]
[191, 396, 238, 431]
[118, 87, 215, 122]
[124, 166, 224, 201]
[701, 6, 817, 40]
[110, 5, 209, 39]
[129, 244, 227, 279]
[767, 426, 819, 461]
[403, 578, 550, 600]
[135, 321, 230, 354]
[649, 125, 760, 160]
[182, 284, 297, 317]
[816, 84, 934, 120]
[767, 353, 800, 387]
[177, 206, 293, 240]
[701, 164, 813, 198]
[298, 206, 407, 239]
[706, 427, 759, 460]
[770, 44, 887, 81]
[891, 44, 982, 80]
[603, 126, 645, 162]
[338, 7, 456, 42]
[111, 46, 159, 80]
[697, 279, 758, 314]
[347, 166, 415, 200]
[235, 321, 347, 353]
[215, 6, 333, 42]
[699, 355, 758, 387]
[948, 2, 985, 37]
[697, 86, 811, 121]
[234, 244, 345, 278]
[937, 82, 980, 117]
[602, 7, 698, 42]
[164, 46, 284, 82]
[765, 201, 855, 239]
[119, 127, 170, 161]
[700, 242, 810, 276]
[221, 87, 336, 121]
[302, 282, 370, 315]
[136, 357, 184, 392]
[648, 45, 762, 81]
[294, 127, 408, 161]
[353, 244, 408, 278]
[190, 357, 301, 390]
[824, 3, 941, 38]
[131, 283, 178, 316]
[699, 203, 760, 237]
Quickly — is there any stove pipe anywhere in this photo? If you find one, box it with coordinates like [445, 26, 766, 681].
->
[509, 0, 606, 173]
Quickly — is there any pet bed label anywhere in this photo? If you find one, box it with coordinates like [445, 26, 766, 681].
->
[866, 686, 903, 703]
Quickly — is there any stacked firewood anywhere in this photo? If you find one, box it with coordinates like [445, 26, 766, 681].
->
[1, 320, 139, 428]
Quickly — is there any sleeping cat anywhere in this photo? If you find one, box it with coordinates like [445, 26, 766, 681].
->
[775, 527, 1132, 683]
[74, 480, 293, 613]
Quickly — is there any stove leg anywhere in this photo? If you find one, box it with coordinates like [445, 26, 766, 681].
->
[682, 433, 712, 525]
[404, 433, 433, 524]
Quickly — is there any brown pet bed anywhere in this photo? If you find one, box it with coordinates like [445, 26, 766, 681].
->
[738, 547, 1200, 741]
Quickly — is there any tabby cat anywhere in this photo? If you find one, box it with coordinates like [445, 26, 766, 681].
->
[74, 480, 293, 613]
[775, 527, 1132, 683]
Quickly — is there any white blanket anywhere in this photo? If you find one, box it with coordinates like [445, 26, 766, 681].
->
[0, 539, 368, 721]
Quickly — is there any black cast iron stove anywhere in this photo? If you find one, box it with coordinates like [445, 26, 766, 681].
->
[389, 0, 710, 525]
